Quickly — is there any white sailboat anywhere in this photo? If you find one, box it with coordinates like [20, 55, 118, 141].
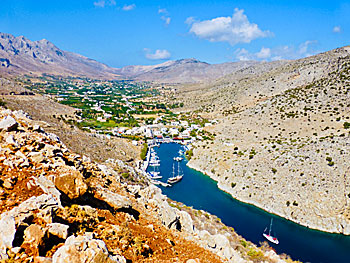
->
[149, 155, 160, 166]
[148, 165, 162, 179]
[263, 218, 279, 244]
[167, 162, 183, 184]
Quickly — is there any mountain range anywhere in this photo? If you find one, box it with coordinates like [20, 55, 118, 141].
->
[0, 32, 260, 83]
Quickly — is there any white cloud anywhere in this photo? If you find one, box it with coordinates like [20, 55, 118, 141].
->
[93, 0, 116, 8]
[122, 4, 136, 11]
[158, 8, 171, 26]
[298, 40, 317, 56]
[256, 47, 271, 59]
[189, 8, 272, 45]
[185, 16, 196, 25]
[144, 49, 171, 60]
[333, 26, 341, 33]
[158, 8, 168, 15]
[162, 17, 171, 25]
[234, 48, 250, 61]
[93, 0, 105, 7]
[234, 41, 318, 61]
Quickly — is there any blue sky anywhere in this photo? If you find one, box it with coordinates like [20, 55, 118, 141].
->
[0, 0, 349, 67]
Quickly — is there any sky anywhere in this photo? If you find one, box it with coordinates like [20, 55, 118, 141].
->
[0, 0, 349, 68]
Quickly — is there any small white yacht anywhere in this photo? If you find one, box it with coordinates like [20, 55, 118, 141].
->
[263, 218, 279, 245]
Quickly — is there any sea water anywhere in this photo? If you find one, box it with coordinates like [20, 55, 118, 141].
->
[147, 143, 350, 263]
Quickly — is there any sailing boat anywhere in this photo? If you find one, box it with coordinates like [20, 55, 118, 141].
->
[167, 161, 183, 184]
[263, 218, 279, 244]
[148, 165, 162, 179]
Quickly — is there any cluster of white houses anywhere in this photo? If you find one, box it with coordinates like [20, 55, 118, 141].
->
[112, 120, 215, 140]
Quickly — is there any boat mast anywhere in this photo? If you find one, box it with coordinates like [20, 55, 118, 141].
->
[269, 218, 273, 235]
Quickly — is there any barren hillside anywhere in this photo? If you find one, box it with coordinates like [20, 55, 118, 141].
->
[178, 46, 350, 234]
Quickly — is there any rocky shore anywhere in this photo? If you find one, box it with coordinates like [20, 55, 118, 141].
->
[186, 75, 350, 235]
[0, 107, 291, 262]
[180, 47, 350, 236]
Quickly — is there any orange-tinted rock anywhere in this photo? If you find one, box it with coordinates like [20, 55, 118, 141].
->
[22, 224, 46, 257]
[54, 167, 87, 200]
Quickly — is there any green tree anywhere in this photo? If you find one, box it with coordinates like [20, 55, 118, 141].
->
[140, 143, 148, 160]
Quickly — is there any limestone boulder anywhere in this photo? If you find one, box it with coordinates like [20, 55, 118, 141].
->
[47, 133, 61, 143]
[33, 124, 44, 133]
[34, 175, 61, 206]
[28, 151, 46, 163]
[94, 186, 132, 210]
[0, 115, 18, 131]
[47, 223, 69, 239]
[199, 230, 216, 249]
[213, 234, 230, 249]
[54, 167, 87, 200]
[4, 194, 59, 226]
[158, 200, 178, 228]
[2, 178, 14, 189]
[42, 144, 61, 158]
[0, 215, 16, 250]
[22, 224, 46, 256]
[34, 257, 53, 263]
[179, 210, 194, 233]
[5, 134, 17, 145]
[13, 110, 31, 120]
[52, 234, 125, 263]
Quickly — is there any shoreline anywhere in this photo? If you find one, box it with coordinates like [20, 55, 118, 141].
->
[186, 161, 350, 236]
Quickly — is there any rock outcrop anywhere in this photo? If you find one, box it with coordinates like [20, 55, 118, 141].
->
[0, 107, 291, 262]
[52, 234, 125, 263]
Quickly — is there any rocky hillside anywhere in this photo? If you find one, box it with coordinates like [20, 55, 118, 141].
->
[124, 59, 259, 84]
[0, 77, 140, 163]
[0, 107, 292, 262]
[175, 48, 350, 114]
[0, 33, 120, 79]
[178, 46, 350, 234]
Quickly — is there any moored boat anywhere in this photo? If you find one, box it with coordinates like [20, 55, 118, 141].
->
[263, 218, 279, 244]
[167, 162, 183, 185]
[167, 175, 183, 184]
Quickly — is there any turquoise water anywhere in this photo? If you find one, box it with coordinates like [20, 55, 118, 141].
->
[148, 143, 350, 263]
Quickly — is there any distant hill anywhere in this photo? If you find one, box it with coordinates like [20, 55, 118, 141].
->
[0, 32, 120, 79]
[119, 59, 260, 83]
[0, 32, 261, 83]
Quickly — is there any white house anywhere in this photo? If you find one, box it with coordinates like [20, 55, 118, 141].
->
[180, 120, 189, 127]
[145, 128, 153, 138]
[171, 121, 180, 126]
[153, 130, 162, 136]
[181, 130, 190, 138]
[169, 127, 179, 136]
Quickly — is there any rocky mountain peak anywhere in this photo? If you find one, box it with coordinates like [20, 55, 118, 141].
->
[0, 32, 119, 78]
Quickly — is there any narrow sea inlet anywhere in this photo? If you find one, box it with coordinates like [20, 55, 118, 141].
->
[148, 143, 350, 263]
